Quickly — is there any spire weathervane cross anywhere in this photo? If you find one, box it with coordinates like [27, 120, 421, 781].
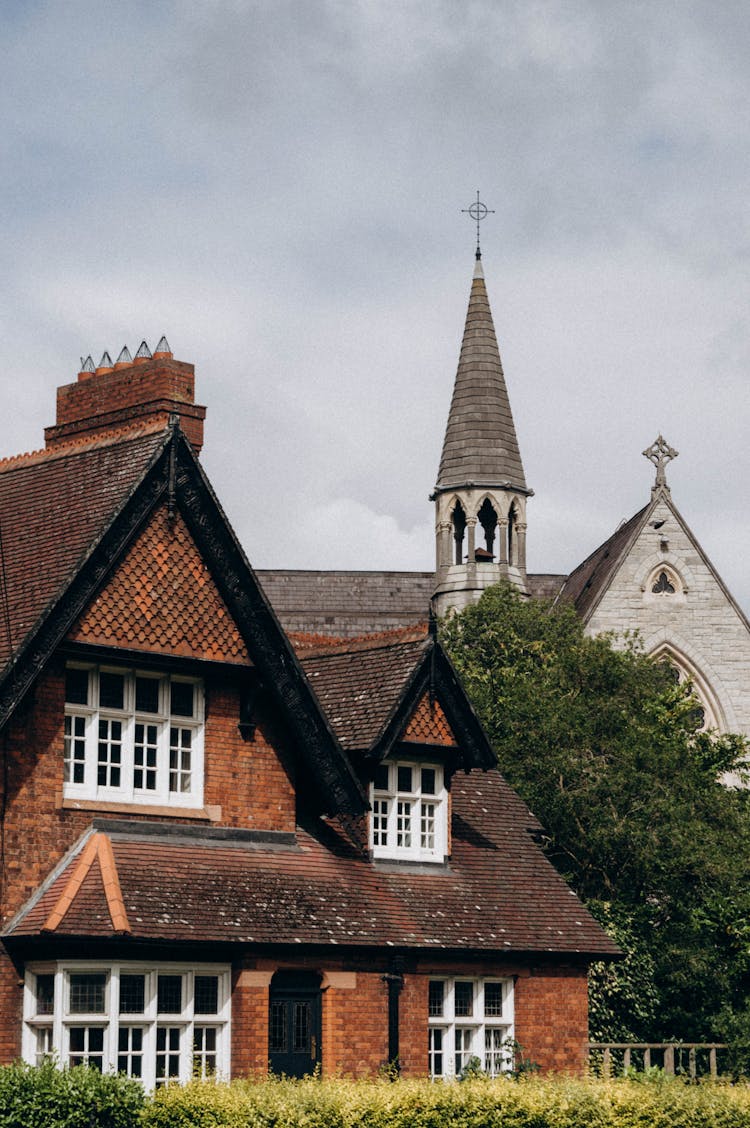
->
[462, 190, 494, 258]
[643, 434, 678, 492]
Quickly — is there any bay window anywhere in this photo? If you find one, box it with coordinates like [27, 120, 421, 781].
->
[24, 963, 230, 1087]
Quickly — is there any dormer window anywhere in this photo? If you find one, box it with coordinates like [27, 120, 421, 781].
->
[370, 760, 447, 862]
[64, 664, 204, 807]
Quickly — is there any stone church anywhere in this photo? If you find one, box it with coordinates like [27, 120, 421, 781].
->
[258, 251, 750, 747]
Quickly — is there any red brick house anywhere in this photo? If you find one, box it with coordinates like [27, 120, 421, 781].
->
[0, 340, 616, 1087]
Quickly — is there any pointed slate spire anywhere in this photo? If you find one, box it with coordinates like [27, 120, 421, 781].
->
[435, 255, 526, 493]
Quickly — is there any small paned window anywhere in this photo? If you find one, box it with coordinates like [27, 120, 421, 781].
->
[63, 665, 204, 808]
[24, 963, 229, 1090]
[370, 759, 447, 862]
[427, 977, 513, 1079]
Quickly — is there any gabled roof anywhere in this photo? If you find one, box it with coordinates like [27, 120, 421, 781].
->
[558, 489, 750, 634]
[435, 257, 526, 494]
[0, 423, 365, 815]
[5, 783, 619, 958]
[0, 425, 169, 671]
[295, 626, 496, 769]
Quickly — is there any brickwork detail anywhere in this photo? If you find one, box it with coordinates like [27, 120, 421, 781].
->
[401, 692, 457, 746]
[0, 953, 22, 1063]
[398, 973, 429, 1075]
[514, 966, 589, 1074]
[231, 969, 270, 1075]
[322, 971, 389, 1076]
[70, 506, 250, 663]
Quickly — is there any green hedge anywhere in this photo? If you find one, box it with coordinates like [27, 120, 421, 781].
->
[0, 1060, 145, 1128]
[4, 1068, 750, 1128]
[142, 1075, 750, 1128]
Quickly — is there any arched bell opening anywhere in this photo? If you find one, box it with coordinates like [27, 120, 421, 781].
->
[452, 501, 467, 564]
[507, 502, 518, 567]
[476, 498, 498, 562]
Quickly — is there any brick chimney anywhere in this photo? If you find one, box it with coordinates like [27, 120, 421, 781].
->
[45, 338, 206, 453]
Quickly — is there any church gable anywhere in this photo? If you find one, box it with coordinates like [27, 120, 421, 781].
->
[400, 691, 458, 747]
[584, 492, 750, 736]
[69, 504, 250, 664]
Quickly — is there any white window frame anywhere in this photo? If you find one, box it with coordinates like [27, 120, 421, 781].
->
[369, 759, 447, 862]
[23, 962, 230, 1089]
[63, 663, 204, 808]
[427, 977, 514, 1078]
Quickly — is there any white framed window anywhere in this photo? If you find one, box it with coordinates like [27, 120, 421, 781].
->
[370, 760, 447, 862]
[23, 963, 230, 1088]
[428, 977, 513, 1078]
[63, 664, 204, 807]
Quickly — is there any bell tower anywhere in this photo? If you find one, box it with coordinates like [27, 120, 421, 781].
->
[432, 248, 531, 616]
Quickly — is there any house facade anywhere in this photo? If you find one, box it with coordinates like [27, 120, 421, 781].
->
[0, 342, 616, 1086]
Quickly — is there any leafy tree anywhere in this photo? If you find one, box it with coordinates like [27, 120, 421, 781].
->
[442, 582, 750, 1041]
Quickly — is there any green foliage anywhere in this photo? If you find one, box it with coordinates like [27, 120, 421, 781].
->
[139, 1075, 750, 1128]
[0, 1059, 145, 1128]
[441, 582, 750, 1042]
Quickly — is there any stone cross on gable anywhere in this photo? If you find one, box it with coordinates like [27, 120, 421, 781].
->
[643, 434, 678, 493]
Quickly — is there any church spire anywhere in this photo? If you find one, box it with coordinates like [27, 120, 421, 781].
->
[436, 254, 526, 493]
[432, 247, 531, 615]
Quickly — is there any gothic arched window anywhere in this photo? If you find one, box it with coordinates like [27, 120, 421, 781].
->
[652, 571, 676, 594]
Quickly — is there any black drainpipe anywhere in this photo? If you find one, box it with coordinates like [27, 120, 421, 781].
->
[382, 958, 404, 1071]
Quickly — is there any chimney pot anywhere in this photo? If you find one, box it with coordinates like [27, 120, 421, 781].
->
[95, 351, 113, 374]
[114, 346, 133, 370]
[134, 340, 152, 365]
[78, 355, 96, 380]
[153, 335, 172, 359]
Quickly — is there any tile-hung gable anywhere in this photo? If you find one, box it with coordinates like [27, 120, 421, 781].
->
[0, 336, 615, 1088]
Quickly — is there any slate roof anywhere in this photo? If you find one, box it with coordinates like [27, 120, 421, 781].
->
[298, 628, 430, 753]
[436, 259, 526, 494]
[256, 569, 435, 637]
[0, 426, 169, 670]
[6, 773, 619, 957]
[257, 569, 566, 637]
[556, 506, 649, 620]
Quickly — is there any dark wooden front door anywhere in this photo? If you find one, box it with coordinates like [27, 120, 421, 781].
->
[268, 971, 322, 1077]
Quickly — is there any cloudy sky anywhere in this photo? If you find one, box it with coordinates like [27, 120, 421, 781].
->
[3, 1, 750, 608]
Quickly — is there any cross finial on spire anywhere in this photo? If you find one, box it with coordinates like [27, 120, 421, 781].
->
[462, 190, 494, 259]
[643, 434, 678, 494]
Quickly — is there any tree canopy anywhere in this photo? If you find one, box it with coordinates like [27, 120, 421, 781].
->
[442, 582, 750, 1042]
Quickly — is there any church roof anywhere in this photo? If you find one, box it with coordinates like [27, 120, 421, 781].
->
[435, 257, 527, 494]
[556, 505, 649, 620]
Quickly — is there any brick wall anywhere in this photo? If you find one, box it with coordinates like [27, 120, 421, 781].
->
[515, 965, 589, 1074]
[0, 952, 22, 1062]
[321, 971, 389, 1076]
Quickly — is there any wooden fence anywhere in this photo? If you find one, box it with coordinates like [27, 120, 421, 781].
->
[588, 1042, 728, 1079]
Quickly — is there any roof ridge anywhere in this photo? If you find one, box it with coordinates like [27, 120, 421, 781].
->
[293, 623, 429, 657]
[0, 420, 169, 474]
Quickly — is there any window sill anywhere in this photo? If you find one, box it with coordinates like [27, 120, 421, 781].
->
[55, 793, 222, 822]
